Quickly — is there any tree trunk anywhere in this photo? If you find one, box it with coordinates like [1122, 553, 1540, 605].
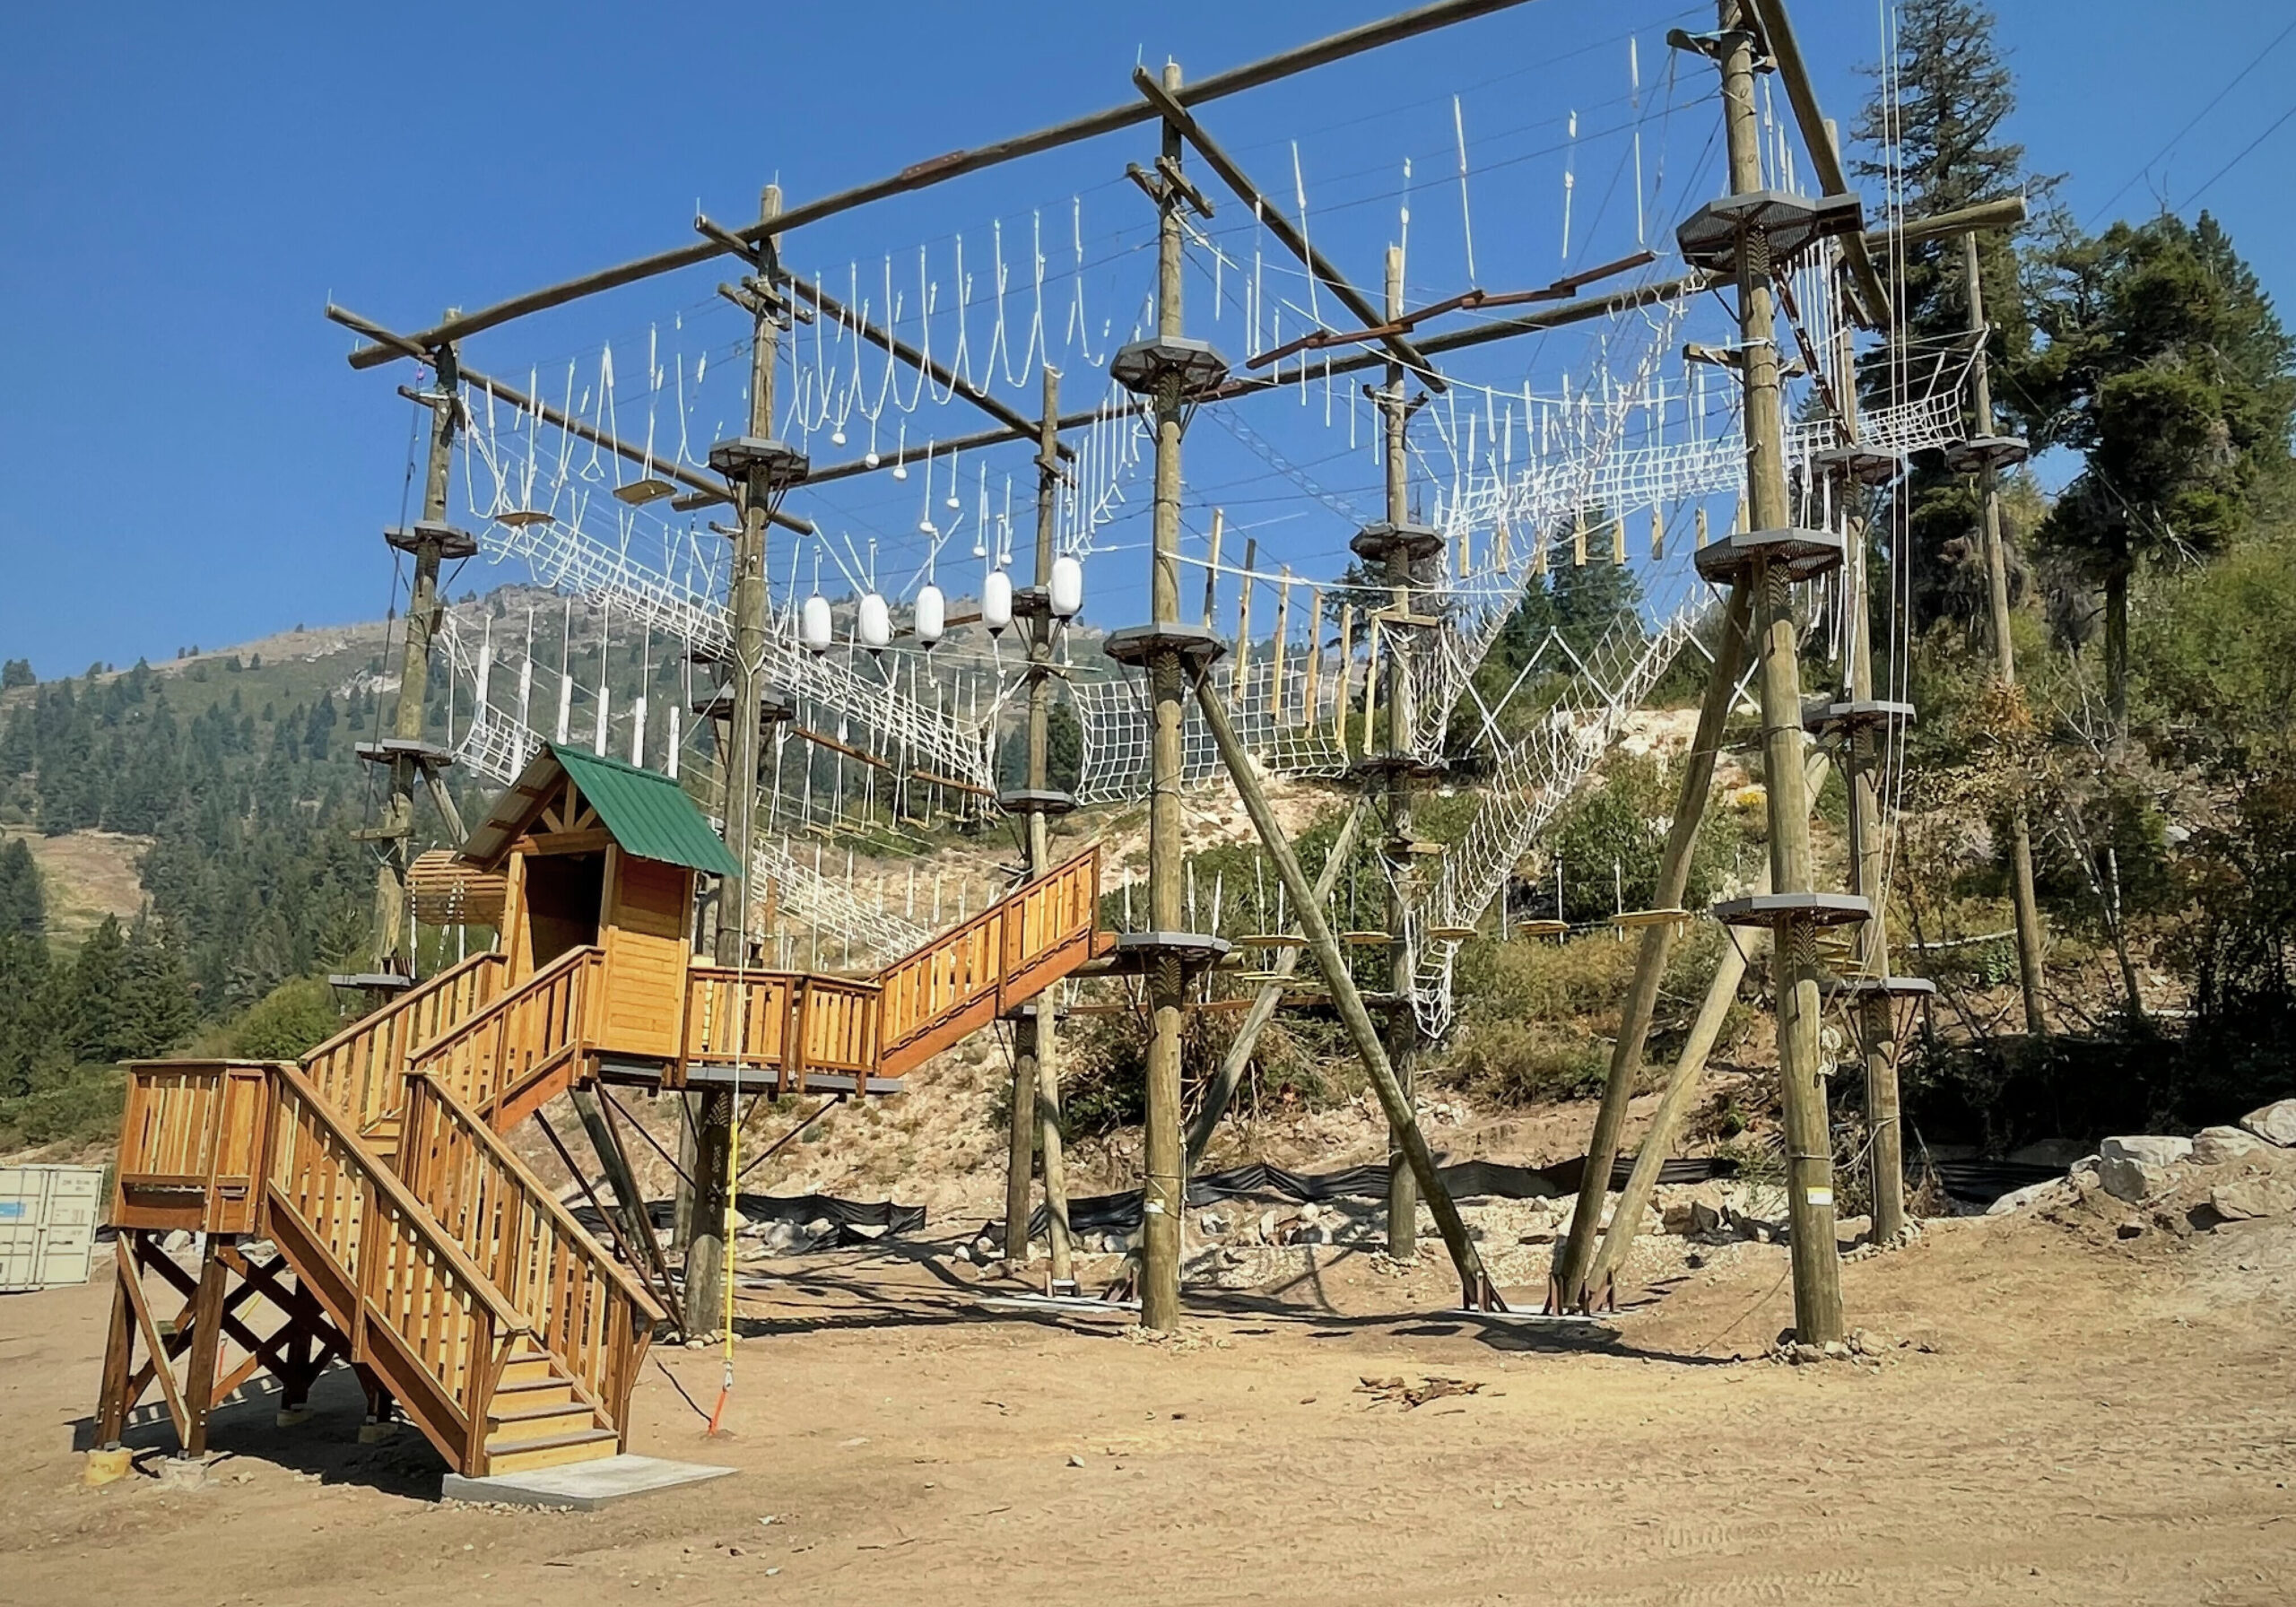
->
[2104, 563, 2129, 740]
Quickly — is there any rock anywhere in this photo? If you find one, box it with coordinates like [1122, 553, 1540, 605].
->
[803, 1217, 839, 1243]
[952, 1245, 972, 1264]
[162, 1229, 196, 1254]
[2098, 1135, 2192, 1203]
[1297, 1203, 1324, 1225]
[1196, 1212, 1229, 1237]
[2239, 1099, 2296, 1148]
[2194, 1125, 2266, 1165]
[2116, 1217, 2146, 1240]
[1987, 1178, 2074, 1216]
[2211, 1177, 2296, 1221]
[761, 1220, 803, 1254]
[1661, 1186, 1727, 1237]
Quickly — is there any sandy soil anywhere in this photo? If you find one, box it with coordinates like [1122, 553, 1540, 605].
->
[4, 1194, 2291, 1607]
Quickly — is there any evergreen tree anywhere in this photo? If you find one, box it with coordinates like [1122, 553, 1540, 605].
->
[117, 914, 199, 1058]
[1852, 0, 2055, 633]
[1, 658, 32, 689]
[64, 916, 127, 1064]
[0, 839, 43, 936]
[2023, 213, 2296, 729]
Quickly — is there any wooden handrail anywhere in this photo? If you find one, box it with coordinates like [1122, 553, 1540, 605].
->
[301, 951, 504, 1064]
[405, 944, 598, 1064]
[268, 1060, 531, 1339]
[406, 1072, 664, 1321]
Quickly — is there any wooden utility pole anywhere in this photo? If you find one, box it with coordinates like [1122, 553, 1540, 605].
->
[1822, 300, 1917, 1244]
[1107, 61, 1226, 1333]
[360, 334, 472, 986]
[685, 185, 796, 1337]
[1378, 245, 1420, 1260]
[1004, 364, 1074, 1285]
[1709, 0, 1845, 1344]
[1549, 585, 1751, 1310]
[1965, 232, 2048, 1037]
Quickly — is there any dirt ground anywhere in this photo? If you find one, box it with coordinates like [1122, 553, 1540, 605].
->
[4, 1199, 2292, 1607]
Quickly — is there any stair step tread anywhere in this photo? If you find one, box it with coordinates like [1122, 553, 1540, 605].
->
[490, 1398, 596, 1425]
[491, 1376, 573, 1396]
[486, 1426, 618, 1454]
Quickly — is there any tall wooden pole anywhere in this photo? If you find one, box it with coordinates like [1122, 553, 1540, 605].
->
[1379, 245, 1420, 1259]
[370, 335, 462, 978]
[1141, 61, 1192, 1332]
[1830, 314, 1910, 1243]
[1005, 364, 1074, 1284]
[685, 184, 783, 1337]
[1718, 1, 1843, 1344]
[1549, 584, 1751, 1311]
[1964, 232, 2048, 1038]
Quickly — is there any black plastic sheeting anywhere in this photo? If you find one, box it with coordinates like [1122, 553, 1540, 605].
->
[1023, 1154, 1738, 1238]
[1930, 1159, 2064, 1203]
[569, 1192, 927, 1248]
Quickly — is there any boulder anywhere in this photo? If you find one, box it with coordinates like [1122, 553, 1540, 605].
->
[2239, 1099, 2296, 1148]
[2211, 1177, 2296, 1221]
[2098, 1136, 2192, 1203]
[2193, 1125, 2266, 1166]
[804, 1216, 839, 1243]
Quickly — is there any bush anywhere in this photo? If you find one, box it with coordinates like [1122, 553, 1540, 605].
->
[0, 1063, 126, 1151]
[229, 977, 345, 1060]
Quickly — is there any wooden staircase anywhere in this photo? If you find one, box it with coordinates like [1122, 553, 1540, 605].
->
[97, 842, 1109, 1479]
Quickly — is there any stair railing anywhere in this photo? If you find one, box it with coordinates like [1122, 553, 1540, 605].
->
[396, 1072, 662, 1438]
[263, 1060, 527, 1474]
[302, 951, 507, 1134]
[406, 945, 602, 1128]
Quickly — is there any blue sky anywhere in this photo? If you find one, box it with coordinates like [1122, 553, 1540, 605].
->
[4, 1, 2292, 677]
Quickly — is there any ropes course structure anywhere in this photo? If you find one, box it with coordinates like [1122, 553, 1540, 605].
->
[300, 0, 2015, 1344]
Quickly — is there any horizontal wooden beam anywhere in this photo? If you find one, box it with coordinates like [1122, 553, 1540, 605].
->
[517, 828, 616, 857]
[325, 304, 816, 536]
[1130, 67, 1441, 390]
[341, 0, 1540, 367]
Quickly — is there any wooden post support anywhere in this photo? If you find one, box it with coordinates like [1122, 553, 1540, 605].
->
[1183, 796, 1370, 1167]
[1829, 317, 1909, 1244]
[1964, 232, 2048, 1037]
[1008, 363, 1072, 1281]
[368, 335, 462, 979]
[180, 1235, 231, 1459]
[1549, 581, 1752, 1311]
[1201, 508, 1224, 629]
[1583, 750, 1831, 1305]
[1141, 61, 1194, 1333]
[1193, 672, 1500, 1309]
[1378, 244, 1420, 1261]
[1717, 0, 1843, 1345]
[686, 183, 785, 1338]
[1232, 537, 1257, 698]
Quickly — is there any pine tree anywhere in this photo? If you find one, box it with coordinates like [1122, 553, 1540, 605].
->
[1853, 0, 2055, 634]
[0, 839, 43, 936]
[117, 914, 199, 1058]
[2024, 212, 2296, 729]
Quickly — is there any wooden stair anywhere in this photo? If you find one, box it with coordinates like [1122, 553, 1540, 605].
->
[99, 843, 1112, 1480]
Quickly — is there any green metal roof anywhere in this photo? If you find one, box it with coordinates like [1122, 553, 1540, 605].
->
[462, 743, 742, 880]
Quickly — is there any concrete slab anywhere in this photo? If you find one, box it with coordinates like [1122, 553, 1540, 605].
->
[441, 1454, 736, 1510]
